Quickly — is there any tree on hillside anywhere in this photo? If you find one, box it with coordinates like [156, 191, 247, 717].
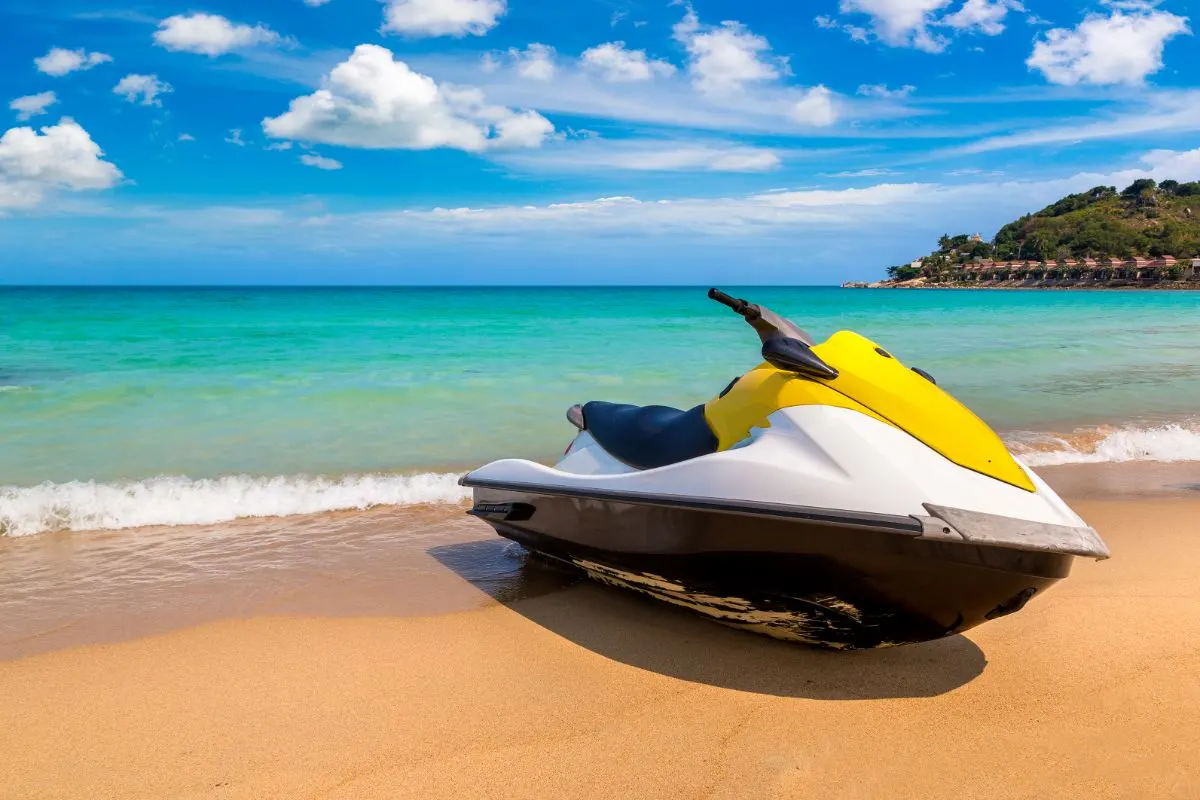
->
[1122, 178, 1157, 197]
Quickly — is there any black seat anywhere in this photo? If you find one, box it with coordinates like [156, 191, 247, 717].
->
[580, 401, 718, 470]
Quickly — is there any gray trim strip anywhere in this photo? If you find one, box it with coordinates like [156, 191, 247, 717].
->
[460, 475, 924, 533]
[923, 504, 1111, 560]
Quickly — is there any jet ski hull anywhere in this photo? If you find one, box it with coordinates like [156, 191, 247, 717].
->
[465, 481, 1073, 649]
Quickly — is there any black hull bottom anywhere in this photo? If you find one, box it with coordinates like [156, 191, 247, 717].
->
[468, 487, 1073, 650]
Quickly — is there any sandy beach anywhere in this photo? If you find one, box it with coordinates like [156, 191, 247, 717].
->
[3, 474, 1200, 800]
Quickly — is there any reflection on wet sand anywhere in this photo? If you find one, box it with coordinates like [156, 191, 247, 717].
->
[0, 503, 576, 659]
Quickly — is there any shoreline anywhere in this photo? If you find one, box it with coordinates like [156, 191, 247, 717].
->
[2, 460, 1197, 661]
[846, 280, 1200, 290]
[3, 490, 1199, 798]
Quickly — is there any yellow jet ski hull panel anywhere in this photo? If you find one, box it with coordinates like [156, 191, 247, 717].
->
[705, 331, 1035, 492]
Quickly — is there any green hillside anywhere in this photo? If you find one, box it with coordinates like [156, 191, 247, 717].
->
[888, 179, 1200, 280]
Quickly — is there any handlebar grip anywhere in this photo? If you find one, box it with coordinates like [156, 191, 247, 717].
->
[708, 288, 749, 314]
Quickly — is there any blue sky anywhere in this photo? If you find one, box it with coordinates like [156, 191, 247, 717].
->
[1, 0, 1199, 284]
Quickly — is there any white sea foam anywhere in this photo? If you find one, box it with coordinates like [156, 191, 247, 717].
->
[0, 472, 470, 537]
[7, 423, 1200, 537]
[1011, 423, 1200, 467]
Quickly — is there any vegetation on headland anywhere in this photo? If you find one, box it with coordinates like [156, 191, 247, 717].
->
[876, 179, 1200, 287]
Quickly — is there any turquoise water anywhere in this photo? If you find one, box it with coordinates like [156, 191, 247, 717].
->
[4, 286, 1200, 486]
[2, 287, 1200, 535]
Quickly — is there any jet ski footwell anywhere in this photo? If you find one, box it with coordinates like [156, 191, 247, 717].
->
[463, 479, 1107, 650]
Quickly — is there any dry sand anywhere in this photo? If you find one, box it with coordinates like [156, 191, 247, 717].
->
[3, 497, 1200, 799]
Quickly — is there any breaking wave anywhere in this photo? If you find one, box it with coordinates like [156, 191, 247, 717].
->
[7, 422, 1200, 537]
[0, 472, 469, 537]
[1010, 422, 1200, 467]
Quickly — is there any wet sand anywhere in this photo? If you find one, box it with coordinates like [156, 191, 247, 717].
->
[3, 471, 1200, 798]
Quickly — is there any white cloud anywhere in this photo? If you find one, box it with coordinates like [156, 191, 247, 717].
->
[509, 44, 556, 81]
[326, 145, 1200, 238]
[838, 0, 953, 51]
[857, 83, 916, 98]
[672, 5, 786, 94]
[382, 0, 506, 37]
[10, 92, 59, 122]
[791, 86, 838, 126]
[225, 129, 247, 146]
[300, 153, 343, 170]
[951, 90, 1200, 155]
[0, 119, 122, 210]
[827, 168, 897, 177]
[1027, 5, 1191, 86]
[942, 0, 1024, 35]
[305, 0, 332, 5]
[113, 74, 173, 106]
[262, 44, 553, 151]
[833, 0, 1023, 50]
[494, 139, 782, 173]
[816, 14, 873, 43]
[579, 42, 676, 82]
[178, 133, 196, 142]
[154, 13, 286, 57]
[265, 140, 293, 150]
[410, 51, 895, 137]
[34, 47, 113, 77]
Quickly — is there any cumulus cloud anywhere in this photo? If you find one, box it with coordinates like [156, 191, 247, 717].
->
[10, 92, 59, 122]
[153, 13, 286, 56]
[509, 43, 556, 80]
[791, 86, 837, 126]
[262, 44, 553, 152]
[672, 5, 786, 94]
[178, 133, 196, 142]
[305, 0, 332, 5]
[300, 153, 344, 170]
[113, 74, 173, 106]
[857, 83, 916, 98]
[579, 42, 676, 82]
[0, 119, 122, 210]
[942, 0, 1024, 35]
[837, 0, 953, 51]
[831, 0, 1023, 51]
[34, 47, 113, 77]
[382, 0, 506, 37]
[1027, 5, 1191, 86]
[225, 129, 247, 146]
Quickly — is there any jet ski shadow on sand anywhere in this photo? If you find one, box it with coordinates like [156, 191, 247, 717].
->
[427, 538, 988, 700]
[458, 289, 1110, 654]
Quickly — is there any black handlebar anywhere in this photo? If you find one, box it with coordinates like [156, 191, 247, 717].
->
[708, 288, 761, 320]
[707, 288, 837, 380]
[707, 287, 743, 311]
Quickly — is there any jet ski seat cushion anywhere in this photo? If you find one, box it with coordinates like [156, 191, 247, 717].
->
[580, 401, 718, 470]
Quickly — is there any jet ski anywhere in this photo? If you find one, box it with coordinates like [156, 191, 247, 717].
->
[461, 289, 1109, 649]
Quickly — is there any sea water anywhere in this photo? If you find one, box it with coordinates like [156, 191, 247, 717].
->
[3, 286, 1200, 536]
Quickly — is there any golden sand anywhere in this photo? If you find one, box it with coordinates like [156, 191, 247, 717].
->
[2, 497, 1199, 799]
